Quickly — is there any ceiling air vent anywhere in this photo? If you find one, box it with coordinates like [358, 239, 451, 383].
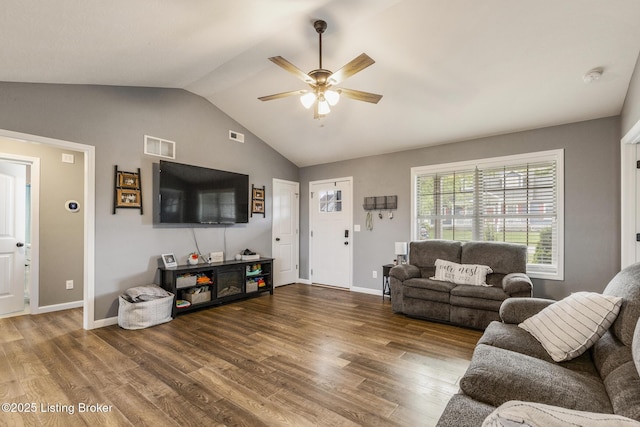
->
[144, 135, 175, 159]
[229, 130, 245, 143]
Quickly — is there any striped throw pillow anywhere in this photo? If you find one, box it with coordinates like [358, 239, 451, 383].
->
[519, 292, 622, 362]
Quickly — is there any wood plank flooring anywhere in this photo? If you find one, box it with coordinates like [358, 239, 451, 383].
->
[0, 284, 481, 427]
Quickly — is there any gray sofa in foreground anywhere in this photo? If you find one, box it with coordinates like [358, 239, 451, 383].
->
[436, 262, 640, 426]
[390, 240, 533, 329]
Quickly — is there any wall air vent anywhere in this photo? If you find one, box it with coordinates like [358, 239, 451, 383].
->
[144, 135, 175, 159]
[229, 130, 245, 143]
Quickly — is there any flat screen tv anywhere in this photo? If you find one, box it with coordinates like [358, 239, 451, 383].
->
[158, 160, 249, 224]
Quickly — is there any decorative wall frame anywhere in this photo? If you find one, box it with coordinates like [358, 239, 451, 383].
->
[118, 171, 139, 189]
[114, 165, 143, 214]
[251, 184, 265, 217]
[116, 189, 141, 207]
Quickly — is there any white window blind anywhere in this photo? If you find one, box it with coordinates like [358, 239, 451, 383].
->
[412, 150, 563, 280]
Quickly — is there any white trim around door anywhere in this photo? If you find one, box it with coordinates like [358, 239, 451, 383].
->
[621, 120, 640, 269]
[0, 129, 96, 330]
[621, 141, 636, 269]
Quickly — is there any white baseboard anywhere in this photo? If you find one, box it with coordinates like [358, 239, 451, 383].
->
[87, 284, 382, 329]
[350, 285, 382, 296]
[300, 281, 382, 296]
[36, 301, 124, 330]
[33, 300, 83, 314]
[92, 316, 119, 329]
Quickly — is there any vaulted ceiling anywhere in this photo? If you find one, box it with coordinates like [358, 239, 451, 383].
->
[2, 0, 640, 166]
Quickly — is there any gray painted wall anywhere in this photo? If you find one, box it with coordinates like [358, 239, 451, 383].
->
[622, 53, 640, 136]
[0, 138, 84, 306]
[300, 117, 621, 301]
[0, 82, 298, 320]
[0, 80, 625, 318]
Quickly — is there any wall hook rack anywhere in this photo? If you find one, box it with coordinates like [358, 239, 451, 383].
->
[363, 195, 397, 211]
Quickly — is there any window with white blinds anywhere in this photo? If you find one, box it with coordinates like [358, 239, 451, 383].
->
[412, 150, 564, 280]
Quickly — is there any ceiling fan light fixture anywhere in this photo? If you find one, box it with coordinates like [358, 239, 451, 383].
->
[324, 89, 340, 106]
[258, 19, 381, 119]
[318, 99, 331, 115]
[300, 92, 316, 109]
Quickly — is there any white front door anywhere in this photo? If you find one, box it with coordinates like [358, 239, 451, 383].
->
[309, 178, 352, 288]
[272, 179, 299, 287]
[0, 161, 26, 314]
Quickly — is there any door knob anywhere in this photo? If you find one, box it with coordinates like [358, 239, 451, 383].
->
[16, 242, 24, 247]
[275, 238, 281, 241]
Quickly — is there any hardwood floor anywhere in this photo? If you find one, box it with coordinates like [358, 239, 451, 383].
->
[0, 284, 481, 427]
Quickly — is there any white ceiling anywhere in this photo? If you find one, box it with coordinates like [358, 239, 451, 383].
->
[2, 0, 640, 167]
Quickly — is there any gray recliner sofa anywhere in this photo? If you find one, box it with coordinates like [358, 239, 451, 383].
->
[436, 261, 640, 426]
[390, 239, 533, 330]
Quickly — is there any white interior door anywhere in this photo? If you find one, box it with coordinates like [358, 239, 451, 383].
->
[0, 161, 26, 314]
[309, 178, 352, 288]
[636, 144, 640, 263]
[272, 179, 299, 287]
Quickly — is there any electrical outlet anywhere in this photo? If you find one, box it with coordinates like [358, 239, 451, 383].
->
[372, 270, 378, 279]
[66, 280, 74, 290]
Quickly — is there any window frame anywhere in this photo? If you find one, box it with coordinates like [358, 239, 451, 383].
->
[411, 149, 564, 280]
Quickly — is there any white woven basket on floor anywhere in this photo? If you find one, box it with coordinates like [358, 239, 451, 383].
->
[118, 289, 174, 330]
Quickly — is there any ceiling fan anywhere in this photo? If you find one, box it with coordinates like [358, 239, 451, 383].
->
[258, 20, 382, 119]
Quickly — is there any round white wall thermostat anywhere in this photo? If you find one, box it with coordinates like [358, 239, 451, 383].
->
[65, 200, 80, 213]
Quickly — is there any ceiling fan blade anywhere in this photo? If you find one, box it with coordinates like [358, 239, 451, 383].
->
[268, 56, 315, 84]
[328, 53, 375, 85]
[339, 88, 383, 104]
[258, 90, 306, 102]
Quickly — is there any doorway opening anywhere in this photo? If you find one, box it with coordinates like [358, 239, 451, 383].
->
[0, 130, 96, 329]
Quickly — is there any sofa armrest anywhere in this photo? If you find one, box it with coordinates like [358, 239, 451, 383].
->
[483, 400, 640, 426]
[389, 264, 420, 281]
[499, 297, 555, 324]
[502, 272, 533, 296]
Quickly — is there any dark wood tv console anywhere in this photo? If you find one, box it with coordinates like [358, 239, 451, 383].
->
[159, 258, 273, 317]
